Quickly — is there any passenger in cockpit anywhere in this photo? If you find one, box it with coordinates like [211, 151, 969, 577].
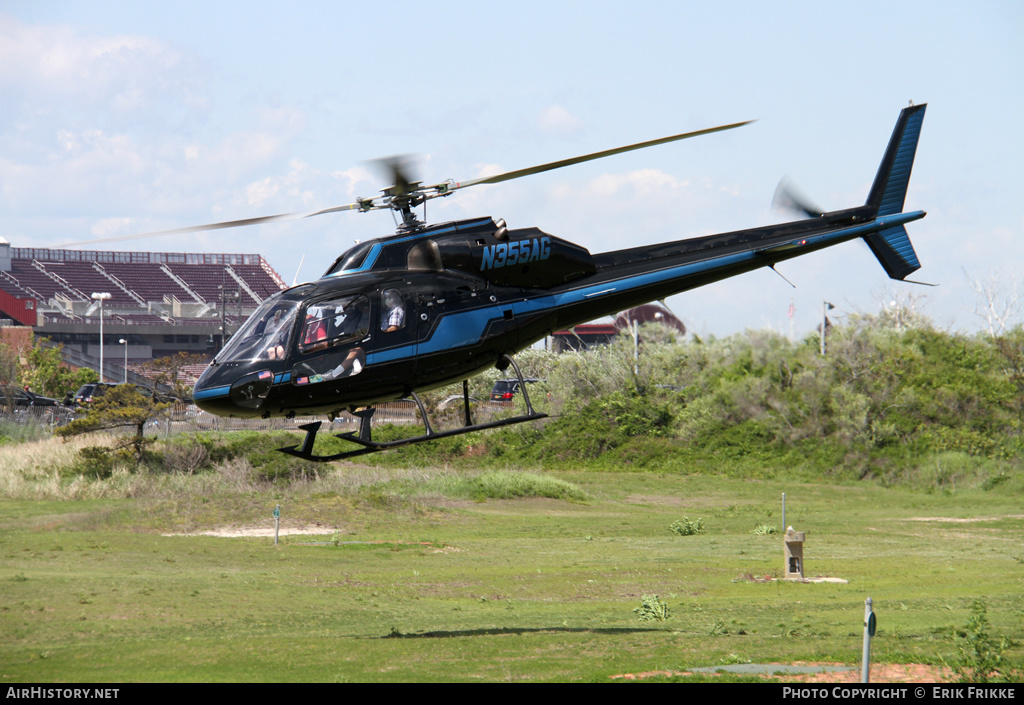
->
[298, 296, 369, 382]
[382, 290, 405, 332]
[302, 312, 328, 353]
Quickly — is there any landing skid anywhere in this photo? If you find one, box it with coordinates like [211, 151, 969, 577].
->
[278, 355, 547, 462]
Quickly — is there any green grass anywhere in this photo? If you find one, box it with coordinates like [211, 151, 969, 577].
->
[1, 461, 1023, 682]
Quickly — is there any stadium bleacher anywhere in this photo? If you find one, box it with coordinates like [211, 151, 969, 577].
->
[0, 242, 286, 375]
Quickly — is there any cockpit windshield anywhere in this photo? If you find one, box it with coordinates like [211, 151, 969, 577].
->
[215, 295, 301, 364]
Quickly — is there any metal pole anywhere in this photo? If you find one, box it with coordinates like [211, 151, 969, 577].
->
[219, 286, 226, 352]
[782, 492, 787, 575]
[862, 597, 873, 683]
[274, 504, 280, 546]
[120, 339, 128, 383]
[820, 301, 834, 356]
[92, 293, 111, 382]
[98, 299, 104, 382]
[631, 318, 639, 376]
[820, 301, 826, 356]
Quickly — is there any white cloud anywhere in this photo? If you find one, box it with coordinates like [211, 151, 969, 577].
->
[586, 169, 687, 199]
[537, 105, 584, 137]
[246, 177, 280, 207]
[0, 15, 203, 112]
[331, 166, 375, 198]
[90, 217, 137, 238]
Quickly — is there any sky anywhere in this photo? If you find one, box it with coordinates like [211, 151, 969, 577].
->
[1, 1, 1022, 339]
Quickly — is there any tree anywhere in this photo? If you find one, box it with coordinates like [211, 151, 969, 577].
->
[138, 352, 208, 401]
[966, 269, 1021, 339]
[55, 384, 171, 466]
[0, 342, 21, 388]
[19, 338, 98, 399]
[993, 326, 1024, 423]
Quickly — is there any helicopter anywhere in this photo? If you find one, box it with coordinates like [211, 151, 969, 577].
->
[178, 103, 927, 461]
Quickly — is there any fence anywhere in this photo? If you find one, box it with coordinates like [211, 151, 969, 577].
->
[0, 398, 520, 443]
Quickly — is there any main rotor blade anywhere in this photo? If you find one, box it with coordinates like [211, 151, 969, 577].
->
[372, 156, 419, 196]
[438, 120, 754, 192]
[59, 119, 751, 249]
[61, 202, 365, 248]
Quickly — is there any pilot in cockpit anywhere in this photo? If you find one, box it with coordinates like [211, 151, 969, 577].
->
[319, 297, 369, 380]
[262, 308, 288, 360]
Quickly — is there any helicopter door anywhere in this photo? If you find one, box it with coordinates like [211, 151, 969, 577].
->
[375, 285, 418, 376]
[408, 275, 487, 380]
[289, 294, 370, 386]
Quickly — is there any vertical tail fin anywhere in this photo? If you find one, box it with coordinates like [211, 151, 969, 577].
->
[864, 104, 927, 280]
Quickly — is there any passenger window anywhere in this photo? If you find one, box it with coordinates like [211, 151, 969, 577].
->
[381, 289, 406, 332]
[298, 295, 370, 355]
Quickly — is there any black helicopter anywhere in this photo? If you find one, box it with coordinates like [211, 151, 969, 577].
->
[185, 104, 927, 461]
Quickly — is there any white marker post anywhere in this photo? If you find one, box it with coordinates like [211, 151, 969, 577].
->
[781, 493, 786, 575]
[274, 504, 280, 546]
[862, 597, 876, 683]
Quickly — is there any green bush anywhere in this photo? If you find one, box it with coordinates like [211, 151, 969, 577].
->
[447, 471, 585, 502]
[949, 600, 1020, 683]
[633, 594, 670, 622]
[670, 517, 706, 536]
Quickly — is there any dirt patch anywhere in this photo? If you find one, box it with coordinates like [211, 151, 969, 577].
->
[610, 663, 952, 682]
[905, 514, 1024, 523]
[623, 494, 689, 506]
[163, 525, 336, 537]
[781, 663, 952, 683]
[432, 545, 464, 554]
[733, 573, 848, 584]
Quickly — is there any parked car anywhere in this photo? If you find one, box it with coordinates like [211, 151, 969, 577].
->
[70, 382, 179, 409]
[0, 386, 62, 408]
[489, 378, 543, 403]
[70, 382, 118, 407]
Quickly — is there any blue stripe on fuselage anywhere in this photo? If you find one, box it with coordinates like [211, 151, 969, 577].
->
[198, 213, 923, 391]
[326, 219, 495, 278]
[367, 212, 924, 364]
[194, 385, 231, 400]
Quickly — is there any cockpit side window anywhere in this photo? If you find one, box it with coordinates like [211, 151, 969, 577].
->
[291, 294, 371, 386]
[298, 294, 370, 354]
[380, 289, 406, 332]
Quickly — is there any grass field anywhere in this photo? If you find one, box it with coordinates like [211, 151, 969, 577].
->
[2, 445, 1023, 682]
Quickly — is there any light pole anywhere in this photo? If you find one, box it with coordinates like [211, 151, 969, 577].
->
[119, 338, 128, 383]
[218, 285, 239, 352]
[91, 293, 111, 382]
[820, 301, 835, 356]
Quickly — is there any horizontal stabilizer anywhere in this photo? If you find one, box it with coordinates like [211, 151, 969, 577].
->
[864, 225, 921, 281]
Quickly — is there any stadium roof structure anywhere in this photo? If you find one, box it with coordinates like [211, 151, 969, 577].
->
[550, 302, 686, 353]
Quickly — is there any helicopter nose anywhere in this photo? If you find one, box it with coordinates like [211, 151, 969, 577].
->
[229, 370, 275, 409]
[194, 369, 275, 418]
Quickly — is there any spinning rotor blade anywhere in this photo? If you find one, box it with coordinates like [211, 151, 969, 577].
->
[772, 177, 824, 219]
[62, 202, 365, 248]
[373, 156, 420, 196]
[435, 120, 754, 193]
[60, 118, 753, 248]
